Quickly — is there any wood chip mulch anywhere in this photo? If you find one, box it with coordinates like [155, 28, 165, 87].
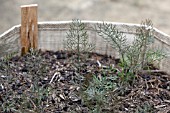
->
[0, 50, 169, 113]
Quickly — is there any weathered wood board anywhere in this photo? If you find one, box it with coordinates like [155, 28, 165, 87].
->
[0, 21, 170, 74]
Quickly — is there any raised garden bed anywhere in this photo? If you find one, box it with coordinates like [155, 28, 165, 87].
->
[0, 49, 170, 113]
[0, 5, 170, 112]
[0, 19, 170, 113]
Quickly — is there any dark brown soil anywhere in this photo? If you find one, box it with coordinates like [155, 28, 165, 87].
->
[0, 50, 169, 113]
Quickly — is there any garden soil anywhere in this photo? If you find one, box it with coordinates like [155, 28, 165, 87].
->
[0, 50, 169, 112]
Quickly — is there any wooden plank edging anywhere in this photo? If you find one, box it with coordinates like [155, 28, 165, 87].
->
[0, 21, 170, 53]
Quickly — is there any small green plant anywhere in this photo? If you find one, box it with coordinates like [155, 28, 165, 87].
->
[65, 19, 95, 72]
[1, 97, 16, 113]
[65, 19, 95, 53]
[96, 19, 166, 84]
[126, 20, 166, 72]
[135, 102, 155, 113]
[80, 74, 116, 112]
[0, 52, 17, 73]
[20, 83, 51, 113]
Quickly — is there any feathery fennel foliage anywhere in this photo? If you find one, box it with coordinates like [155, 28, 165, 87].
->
[65, 19, 95, 72]
[65, 19, 95, 53]
[126, 20, 166, 72]
[96, 20, 166, 83]
[96, 22, 128, 64]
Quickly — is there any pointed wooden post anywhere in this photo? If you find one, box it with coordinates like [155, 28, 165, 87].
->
[21, 4, 38, 55]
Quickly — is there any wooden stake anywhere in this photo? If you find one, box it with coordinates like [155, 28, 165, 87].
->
[21, 4, 38, 55]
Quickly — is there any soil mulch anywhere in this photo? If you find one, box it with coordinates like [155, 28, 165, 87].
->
[0, 50, 170, 113]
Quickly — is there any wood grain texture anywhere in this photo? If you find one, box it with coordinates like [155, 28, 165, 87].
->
[1, 21, 170, 75]
[21, 4, 38, 55]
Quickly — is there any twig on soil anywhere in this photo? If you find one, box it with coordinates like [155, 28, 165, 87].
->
[49, 72, 60, 84]
[97, 60, 102, 67]
[139, 70, 167, 75]
[28, 97, 37, 110]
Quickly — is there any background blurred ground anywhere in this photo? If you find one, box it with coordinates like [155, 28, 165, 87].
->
[0, 0, 170, 35]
